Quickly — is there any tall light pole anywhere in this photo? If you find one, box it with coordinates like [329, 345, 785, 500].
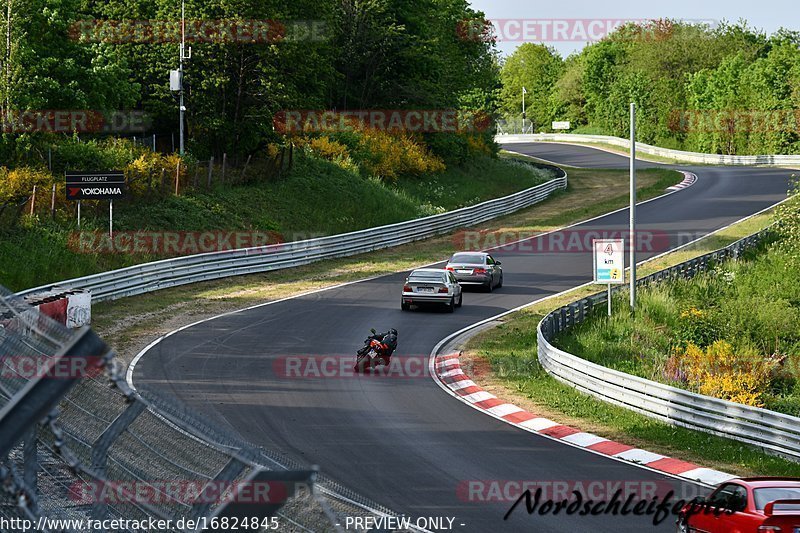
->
[629, 102, 637, 311]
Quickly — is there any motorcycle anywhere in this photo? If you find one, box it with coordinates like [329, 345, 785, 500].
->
[354, 329, 388, 373]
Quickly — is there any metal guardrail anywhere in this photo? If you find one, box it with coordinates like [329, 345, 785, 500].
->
[18, 163, 566, 302]
[499, 133, 800, 166]
[536, 229, 800, 461]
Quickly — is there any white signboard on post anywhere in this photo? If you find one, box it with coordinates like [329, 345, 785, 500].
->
[593, 239, 625, 284]
[552, 121, 571, 130]
[593, 239, 625, 316]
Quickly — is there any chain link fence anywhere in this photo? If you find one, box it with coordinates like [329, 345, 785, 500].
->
[0, 286, 422, 532]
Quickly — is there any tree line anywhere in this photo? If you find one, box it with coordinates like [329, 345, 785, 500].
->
[500, 20, 800, 155]
[0, 0, 499, 163]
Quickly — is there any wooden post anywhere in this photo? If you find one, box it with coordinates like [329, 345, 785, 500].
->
[50, 184, 56, 219]
[175, 161, 180, 195]
[207, 156, 214, 188]
[30, 185, 36, 215]
[221, 153, 226, 184]
[241, 154, 251, 182]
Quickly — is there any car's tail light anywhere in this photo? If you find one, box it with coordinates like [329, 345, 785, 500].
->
[403, 285, 412, 292]
[473, 268, 486, 274]
[438, 287, 449, 293]
[446, 266, 454, 271]
[758, 527, 782, 532]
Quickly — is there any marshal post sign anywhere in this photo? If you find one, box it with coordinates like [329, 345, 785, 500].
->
[65, 171, 126, 200]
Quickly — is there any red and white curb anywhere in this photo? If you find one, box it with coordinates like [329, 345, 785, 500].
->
[433, 353, 735, 487]
[667, 171, 697, 191]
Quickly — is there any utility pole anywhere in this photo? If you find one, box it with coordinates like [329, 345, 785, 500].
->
[629, 102, 637, 311]
[177, 0, 191, 155]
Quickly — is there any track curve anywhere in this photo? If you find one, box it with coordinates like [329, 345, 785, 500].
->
[133, 143, 794, 531]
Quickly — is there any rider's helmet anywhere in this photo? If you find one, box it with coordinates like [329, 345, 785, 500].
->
[388, 328, 398, 336]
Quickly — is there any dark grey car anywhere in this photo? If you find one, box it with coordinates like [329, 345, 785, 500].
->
[445, 252, 503, 292]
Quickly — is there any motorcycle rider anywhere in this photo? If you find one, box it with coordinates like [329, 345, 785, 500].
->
[368, 328, 398, 366]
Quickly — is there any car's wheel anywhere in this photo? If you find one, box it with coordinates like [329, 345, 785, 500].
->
[497, 274, 503, 289]
[484, 280, 493, 293]
[446, 297, 455, 313]
[455, 293, 463, 307]
[401, 301, 410, 311]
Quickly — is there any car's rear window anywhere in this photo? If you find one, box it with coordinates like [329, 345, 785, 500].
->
[409, 271, 446, 282]
[450, 253, 485, 265]
[753, 487, 800, 510]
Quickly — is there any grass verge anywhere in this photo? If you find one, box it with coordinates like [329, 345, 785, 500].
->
[463, 208, 800, 478]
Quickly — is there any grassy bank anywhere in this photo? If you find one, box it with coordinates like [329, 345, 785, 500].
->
[0, 154, 551, 291]
[464, 209, 800, 478]
[554, 240, 800, 416]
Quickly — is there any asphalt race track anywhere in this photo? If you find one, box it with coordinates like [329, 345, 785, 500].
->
[134, 143, 795, 531]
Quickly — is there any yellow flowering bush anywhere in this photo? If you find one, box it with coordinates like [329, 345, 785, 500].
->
[125, 152, 189, 195]
[357, 129, 445, 181]
[679, 306, 705, 320]
[0, 167, 52, 204]
[308, 137, 350, 162]
[668, 340, 775, 406]
[698, 374, 765, 407]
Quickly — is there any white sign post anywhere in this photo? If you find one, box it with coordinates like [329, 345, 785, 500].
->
[552, 121, 571, 130]
[593, 239, 625, 316]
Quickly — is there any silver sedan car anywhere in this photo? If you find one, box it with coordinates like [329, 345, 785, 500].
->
[445, 252, 503, 292]
[401, 268, 463, 312]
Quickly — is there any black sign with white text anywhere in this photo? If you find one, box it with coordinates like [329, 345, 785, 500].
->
[66, 171, 126, 200]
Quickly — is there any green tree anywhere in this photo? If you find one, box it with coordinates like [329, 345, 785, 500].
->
[499, 43, 562, 131]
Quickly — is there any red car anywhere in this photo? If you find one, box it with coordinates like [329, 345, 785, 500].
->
[677, 477, 800, 533]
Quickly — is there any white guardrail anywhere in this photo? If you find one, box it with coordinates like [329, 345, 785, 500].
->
[17, 164, 567, 302]
[537, 229, 800, 461]
[499, 133, 800, 167]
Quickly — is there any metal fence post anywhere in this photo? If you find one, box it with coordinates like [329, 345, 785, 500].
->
[90, 400, 147, 522]
[23, 427, 39, 512]
[221, 153, 227, 184]
[189, 457, 247, 522]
